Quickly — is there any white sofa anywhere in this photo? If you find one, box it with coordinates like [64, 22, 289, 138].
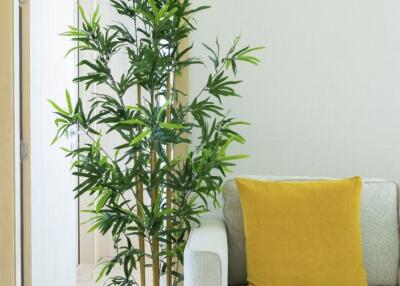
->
[184, 176, 400, 286]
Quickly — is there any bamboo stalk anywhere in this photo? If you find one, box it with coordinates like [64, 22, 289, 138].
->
[150, 90, 160, 286]
[166, 73, 173, 286]
[173, 36, 190, 286]
[135, 84, 146, 286]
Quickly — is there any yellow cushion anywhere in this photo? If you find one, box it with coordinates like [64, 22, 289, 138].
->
[236, 177, 367, 286]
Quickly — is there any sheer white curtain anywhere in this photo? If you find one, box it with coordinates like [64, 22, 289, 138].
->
[30, 0, 78, 285]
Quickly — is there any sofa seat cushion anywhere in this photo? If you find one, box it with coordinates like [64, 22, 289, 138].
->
[223, 176, 399, 286]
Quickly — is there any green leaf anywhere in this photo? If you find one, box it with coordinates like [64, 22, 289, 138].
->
[88, 221, 102, 233]
[78, 5, 89, 25]
[186, 5, 211, 15]
[92, 5, 101, 26]
[96, 191, 111, 213]
[148, 0, 159, 15]
[54, 118, 68, 127]
[65, 90, 73, 114]
[221, 154, 250, 161]
[64, 45, 85, 58]
[48, 99, 69, 116]
[159, 123, 185, 129]
[129, 129, 150, 146]
[120, 119, 146, 126]
[96, 262, 110, 282]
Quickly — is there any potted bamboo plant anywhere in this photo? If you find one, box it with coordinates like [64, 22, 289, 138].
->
[50, 1, 263, 285]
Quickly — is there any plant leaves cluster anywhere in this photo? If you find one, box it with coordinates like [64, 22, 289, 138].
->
[51, 1, 263, 285]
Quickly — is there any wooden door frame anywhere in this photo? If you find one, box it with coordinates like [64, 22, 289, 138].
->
[21, 0, 31, 285]
[0, 0, 16, 285]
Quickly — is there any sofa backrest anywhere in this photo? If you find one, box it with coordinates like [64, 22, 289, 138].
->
[222, 176, 399, 286]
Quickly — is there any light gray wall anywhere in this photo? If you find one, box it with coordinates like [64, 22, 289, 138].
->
[190, 0, 400, 180]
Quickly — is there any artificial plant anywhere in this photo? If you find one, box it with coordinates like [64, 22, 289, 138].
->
[50, 1, 262, 285]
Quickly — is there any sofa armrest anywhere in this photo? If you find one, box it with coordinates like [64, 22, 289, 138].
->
[184, 217, 228, 286]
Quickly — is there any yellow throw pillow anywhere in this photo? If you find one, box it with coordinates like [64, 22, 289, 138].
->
[236, 177, 367, 286]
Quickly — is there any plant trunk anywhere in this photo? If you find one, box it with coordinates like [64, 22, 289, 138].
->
[166, 73, 173, 286]
[136, 84, 146, 286]
[151, 90, 160, 286]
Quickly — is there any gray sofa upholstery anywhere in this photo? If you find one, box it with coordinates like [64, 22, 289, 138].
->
[184, 176, 400, 286]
